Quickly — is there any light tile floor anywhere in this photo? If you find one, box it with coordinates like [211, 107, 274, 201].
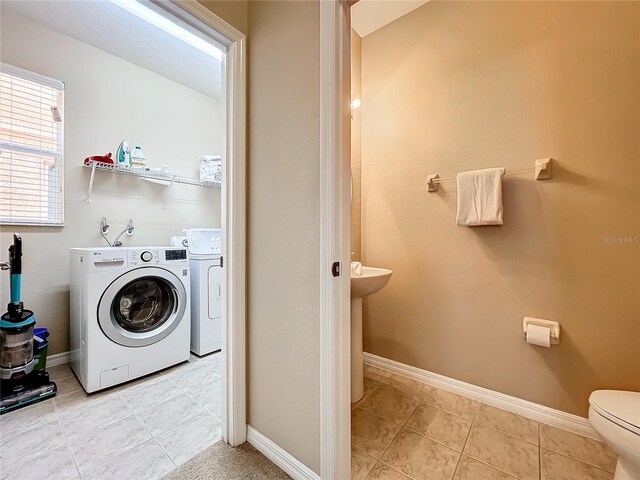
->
[352, 366, 618, 480]
[0, 352, 222, 480]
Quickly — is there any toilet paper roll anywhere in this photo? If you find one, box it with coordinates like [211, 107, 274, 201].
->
[526, 324, 551, 348]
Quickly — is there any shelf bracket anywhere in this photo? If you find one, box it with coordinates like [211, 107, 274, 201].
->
[162, 177, 175, 209]
[86, 161, 97, 203]
[535, 158, 552, 180]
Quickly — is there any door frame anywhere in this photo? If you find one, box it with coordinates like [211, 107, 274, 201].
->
[319, 1, 352, 478]
[159, 1, 247, 447]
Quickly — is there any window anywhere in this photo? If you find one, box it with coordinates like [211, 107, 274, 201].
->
[0, 64, 64, 226]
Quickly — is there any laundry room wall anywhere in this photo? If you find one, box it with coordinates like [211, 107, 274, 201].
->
[0, 11, 224, 355]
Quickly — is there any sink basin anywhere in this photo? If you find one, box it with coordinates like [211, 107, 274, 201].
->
[351, 266, 392, 298]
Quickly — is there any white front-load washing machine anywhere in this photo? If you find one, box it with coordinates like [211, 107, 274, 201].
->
[69, 246, 190, 392]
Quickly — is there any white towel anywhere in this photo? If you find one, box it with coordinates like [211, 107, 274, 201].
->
[456, 167, 506, 226]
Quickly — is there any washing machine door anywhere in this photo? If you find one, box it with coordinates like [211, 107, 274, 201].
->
[98, 267, 187, 347]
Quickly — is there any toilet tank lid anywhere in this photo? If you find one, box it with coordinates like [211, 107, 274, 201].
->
[589, 390, 640, 431]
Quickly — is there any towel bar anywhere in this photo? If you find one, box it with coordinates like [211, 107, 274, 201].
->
[426, 158, 552, 192]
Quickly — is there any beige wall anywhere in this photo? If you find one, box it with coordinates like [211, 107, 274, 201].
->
[0, 11, 223, 356]
[202, 0, 323, 470]
[359, 1, 640, 416]
[247, 0, 321, 473]
[351, 29, 362, 262]
[200, 0, 248, 34]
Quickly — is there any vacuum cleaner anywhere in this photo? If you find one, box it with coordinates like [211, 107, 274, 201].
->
[0, 234, 56, 414]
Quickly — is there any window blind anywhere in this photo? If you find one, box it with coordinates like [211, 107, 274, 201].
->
[0, 63, 64, 226]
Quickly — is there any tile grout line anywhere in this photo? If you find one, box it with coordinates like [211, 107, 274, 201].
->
[153, 403, 211, 439]
[135, 364, 222, 473]
[91, 362, 201, 471]
[80, 389, 204, 478]
[352, 445, 378, 479]
[351, 382, 381, 411]
[367, 376, 480, 424]
[451, 402, 480, 480]
[1, 356, 222, 480]
[151, 407, 222, 471]
[466, 401, 541, 446]
[371, 398, 422, 478]
[358, 378, 475, 479]
[138, 402, 182, 480]
[369, 369, 555, 429]
[457, 407, 532, 480]
[538, 422, 542, 480]
[365, 379, 536, 479]
[151, 437, 180, 478]
[540, 447, 617, 476]
[79, 397, 154, 478]
[538, 423, 616, 474]
[60, 397, 143, 446]
[400, 412, 473, 455]
[371, 460, 414, 480]
[154, 411, 223, 471]
[380, 401, 426, 480]
[359, 388, 478, 451]
[467, 406, 539, 478]
[364, 373, 613, 480]
[51, 393, 84, 480]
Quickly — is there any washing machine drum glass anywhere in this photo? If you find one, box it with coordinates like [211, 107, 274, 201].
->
[113, 278, 174, 332]
[98, 268, 187, 347]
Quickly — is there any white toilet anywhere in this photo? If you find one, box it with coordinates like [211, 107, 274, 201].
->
[588, 390, 640, 480]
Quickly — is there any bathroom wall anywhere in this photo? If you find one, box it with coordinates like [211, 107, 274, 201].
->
[351, 29, 362, 262]
[246, 0, 321, 473]
[359, 1, 640, 416]
[0, 11, 224, 355]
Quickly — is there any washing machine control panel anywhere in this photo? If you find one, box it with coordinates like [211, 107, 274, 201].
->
[127, 248, 189, 266]
[129, 249, 160, 266]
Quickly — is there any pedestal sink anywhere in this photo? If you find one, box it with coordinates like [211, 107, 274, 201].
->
[351, 265, 392, 403]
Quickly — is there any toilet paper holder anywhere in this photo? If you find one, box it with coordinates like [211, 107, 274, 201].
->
[523, 317, 560, 344]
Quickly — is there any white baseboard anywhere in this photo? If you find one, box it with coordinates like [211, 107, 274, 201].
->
[363, 352, 600, 440]
[47, 351, 70, 367]
[247, 426, 320, 480]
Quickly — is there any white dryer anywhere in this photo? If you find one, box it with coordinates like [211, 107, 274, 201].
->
[69, 247, 190, 392]
[178, 229, 222, 356]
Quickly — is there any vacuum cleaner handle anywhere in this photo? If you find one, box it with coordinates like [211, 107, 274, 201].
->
[9, 234, 22, 275]
[8, 234, 22, 304]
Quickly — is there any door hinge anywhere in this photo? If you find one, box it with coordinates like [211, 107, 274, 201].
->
[331, 261, 340, 277]
[220, 256, 224, 268]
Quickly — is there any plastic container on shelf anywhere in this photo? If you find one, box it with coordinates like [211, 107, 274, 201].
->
[130, 146, 146, 168]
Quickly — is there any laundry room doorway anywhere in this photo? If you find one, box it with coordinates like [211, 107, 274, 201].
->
[158, 1, 247, 447]
[0, 0, 245, 475]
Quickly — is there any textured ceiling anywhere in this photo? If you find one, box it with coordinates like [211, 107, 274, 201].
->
[2, 1, 222, 99]
[351, 0, 430, 37]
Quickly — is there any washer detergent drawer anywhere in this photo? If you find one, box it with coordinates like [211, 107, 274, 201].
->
[208, 265, 222, 320]
[100, 364, 129, 389]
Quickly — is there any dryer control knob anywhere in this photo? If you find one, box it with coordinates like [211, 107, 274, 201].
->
[141, 251, 153, 262]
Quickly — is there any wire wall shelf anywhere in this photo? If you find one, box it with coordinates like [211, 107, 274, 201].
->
[83, 160, 221, 208]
